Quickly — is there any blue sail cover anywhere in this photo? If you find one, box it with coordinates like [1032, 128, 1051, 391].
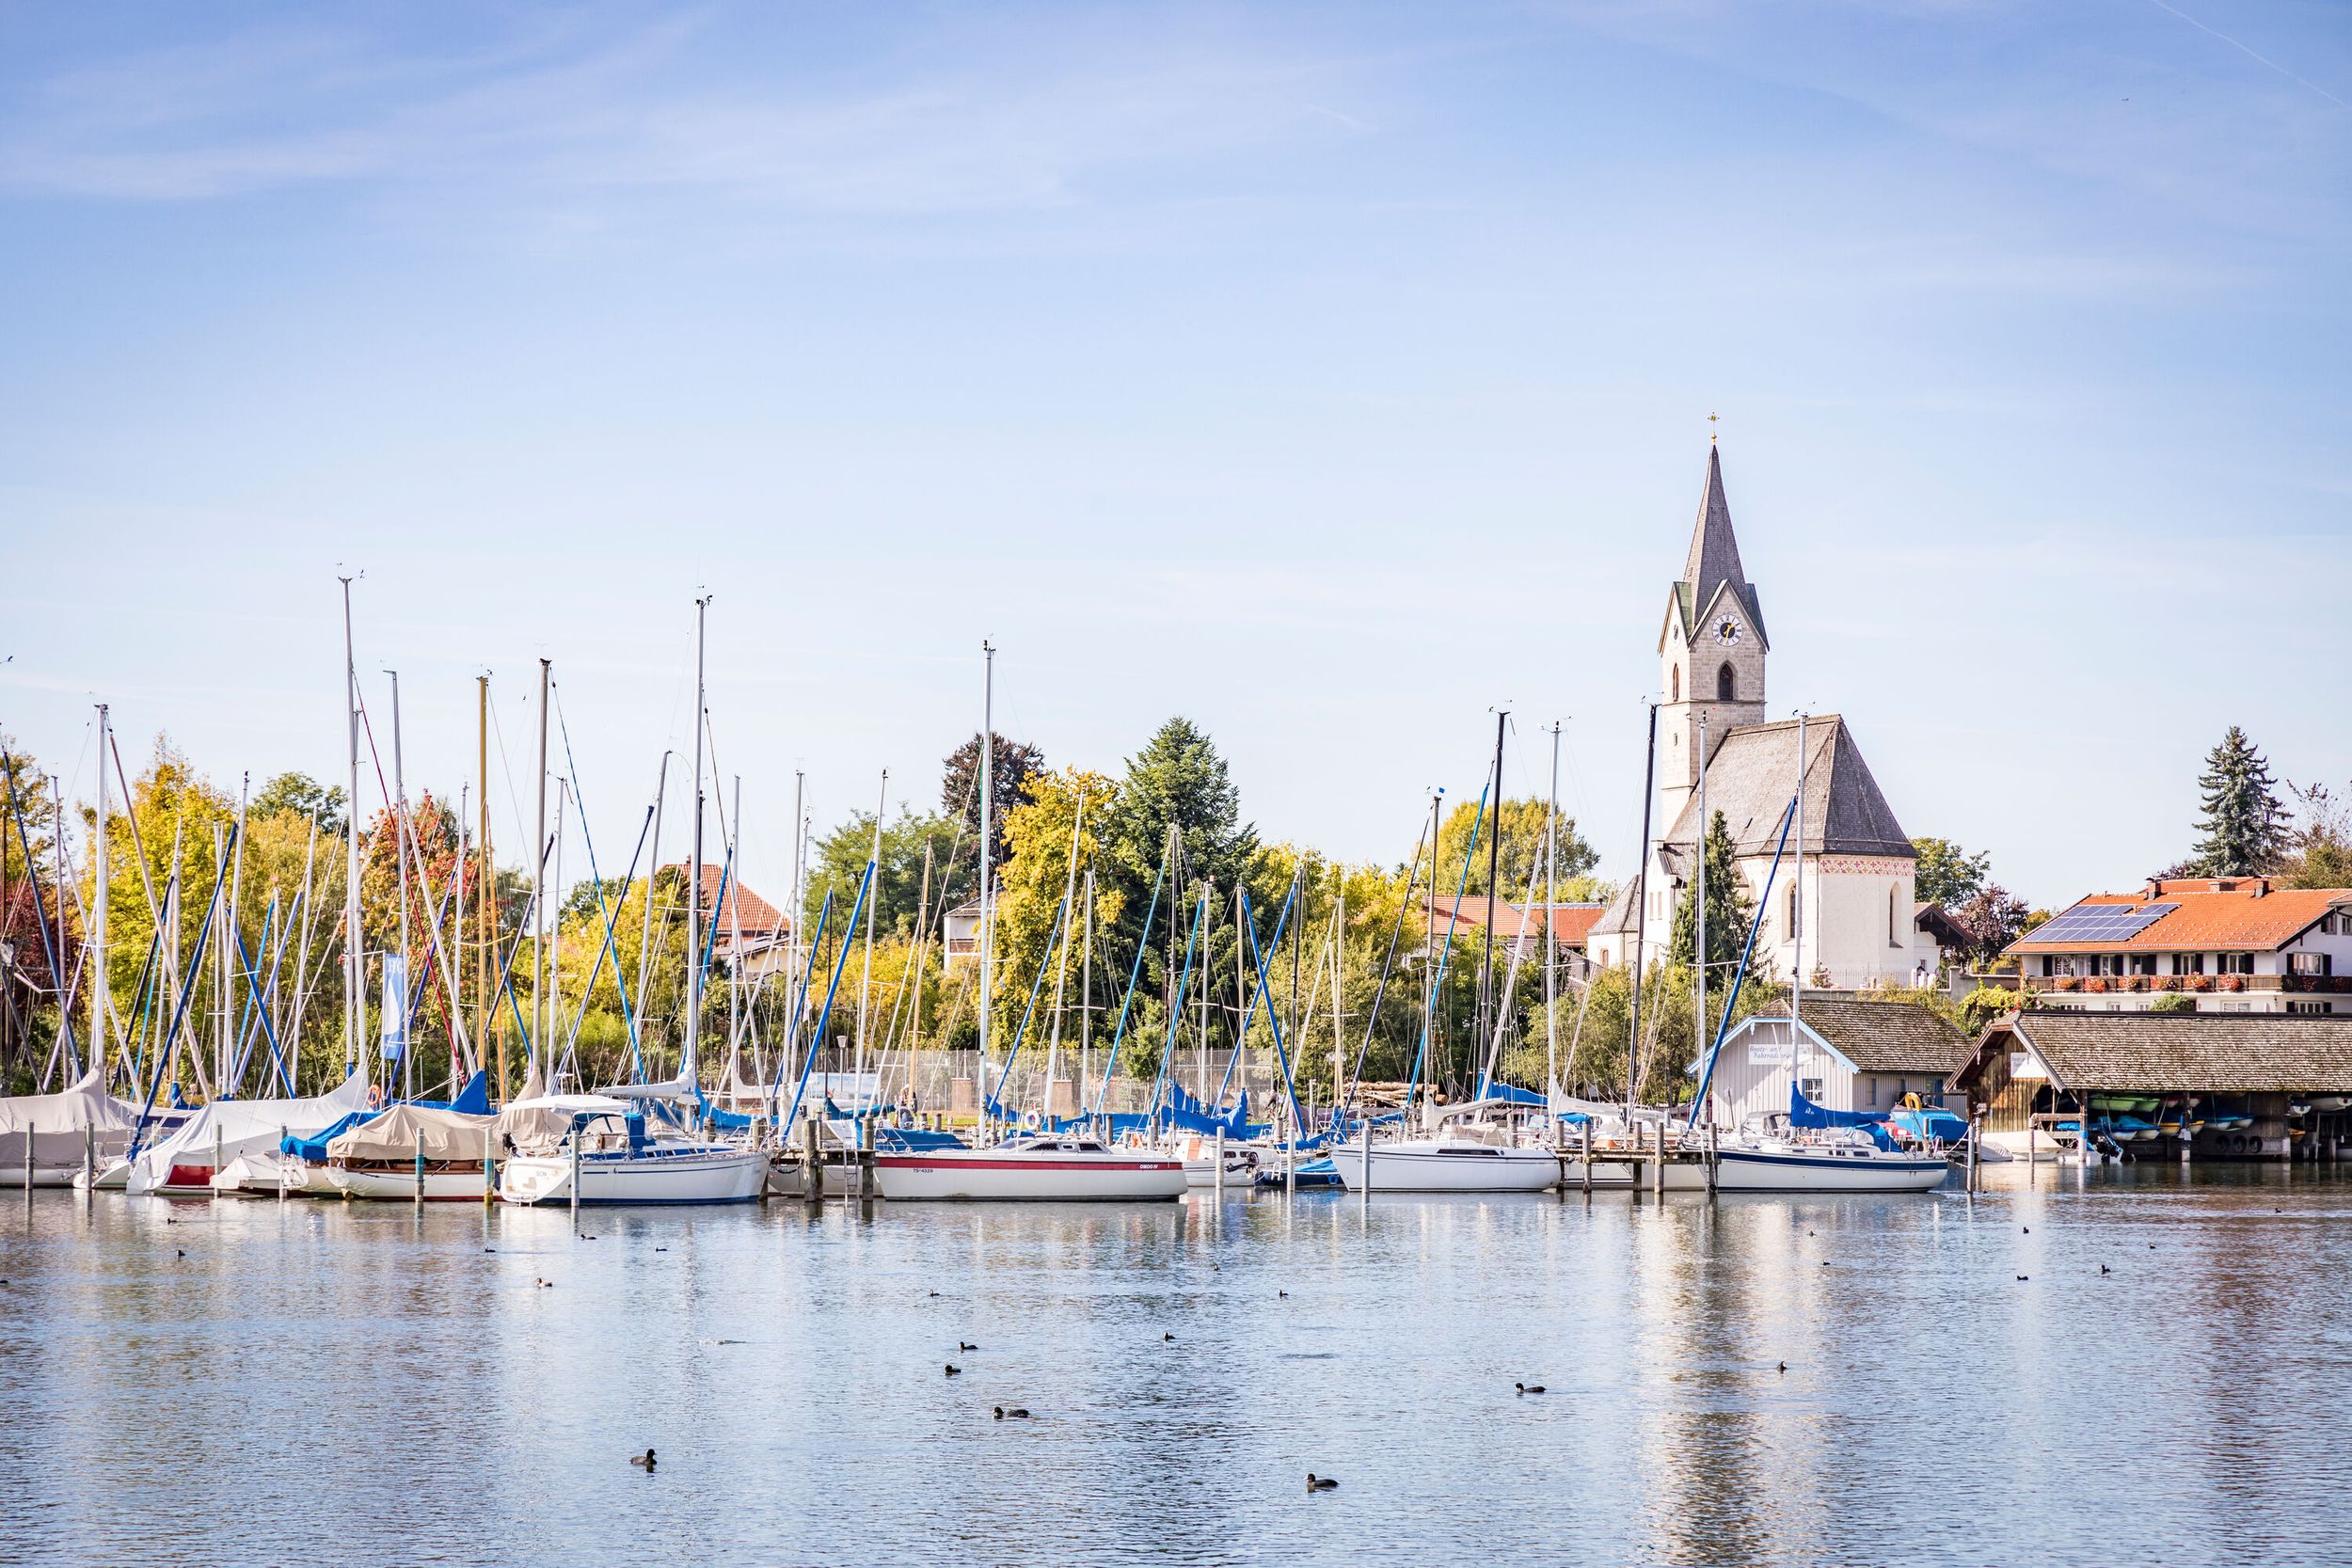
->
[1788, 1082, 1899, 1150]
[281, 1110, 376, 1162]
[1472, 1080, 1547, 1107]
[692, 1084, 755, 1132]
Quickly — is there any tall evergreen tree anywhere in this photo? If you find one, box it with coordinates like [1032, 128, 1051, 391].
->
[1097, 718, 1263, 1069]
[1667, 810, 1755, 974]
[2189, 726, 2287, 876]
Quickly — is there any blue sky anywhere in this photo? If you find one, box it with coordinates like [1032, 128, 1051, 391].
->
[2, 0, 2346, 909]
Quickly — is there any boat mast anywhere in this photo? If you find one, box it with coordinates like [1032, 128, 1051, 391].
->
[634, 753, 668, 1084]
[1079, 861, 1092, 1119]
[730, 772, 744, 1095]
[532, 657, 550, 1084]
[477, 674, 495, 1101]
[1041, 790, 1084, 1124]
[91, 703, 109, 1083]
[341, 577, 362, 1083]
[1790, 711, 1808, 1097]
[852, 768, 885, 1104]
[1475, 710, 1505, 1093]
[977, 642, 994, 1104]
[1694, 711, 1708, 1117]
[687, 595, 708, 1091]
[1627, 703, 1658, 1121]
[1545, 721, 1560, 1102]
[387, 670, 409, 1101]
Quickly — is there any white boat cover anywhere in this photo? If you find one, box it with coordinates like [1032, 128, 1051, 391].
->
[125, 1072, 373, 1194]
[0, 1065, 140, 1134]
[1, 1067, 143, 1177]
[496, 1090, 632, 1151]
[327, 1103, 494, 1163]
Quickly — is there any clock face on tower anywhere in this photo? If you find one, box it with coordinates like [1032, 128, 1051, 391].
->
[1714, 617, 1743, 646]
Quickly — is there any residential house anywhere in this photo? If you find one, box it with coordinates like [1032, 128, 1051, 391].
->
[2002, 877, 2352, 1015]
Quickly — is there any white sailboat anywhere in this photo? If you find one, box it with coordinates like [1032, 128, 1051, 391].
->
[0, 1066, 140, 1187]
[876, 1132, 1186, 1201]
[122, 1071, 373, 1196]
[1330, 1100, 1563, 1193]
[495, 1091, 765, 1205]
[323, 1102, 496, 1200]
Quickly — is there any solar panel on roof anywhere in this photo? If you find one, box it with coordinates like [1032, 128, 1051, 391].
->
[2027, 902, 2177, 944]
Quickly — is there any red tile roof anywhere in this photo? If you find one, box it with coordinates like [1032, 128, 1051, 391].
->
[1422, 895, 1608, 947]
[662, 863, 790, 941]
[2010, 878, 2351, 954]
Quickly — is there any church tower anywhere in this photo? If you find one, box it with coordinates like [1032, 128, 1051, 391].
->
[1658, 445, 1769, 825]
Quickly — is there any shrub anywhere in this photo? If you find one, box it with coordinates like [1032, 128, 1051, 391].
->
[1957, 985, 2027, 1033]
[2150, 992, 2197, 1014]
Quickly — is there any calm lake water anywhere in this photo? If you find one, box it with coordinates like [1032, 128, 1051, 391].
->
[5, 1167, 2350, 1567]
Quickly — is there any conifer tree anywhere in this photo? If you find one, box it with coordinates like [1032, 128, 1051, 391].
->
[2189, 726, 2287, 876]
[1667, 809, 1754, 974]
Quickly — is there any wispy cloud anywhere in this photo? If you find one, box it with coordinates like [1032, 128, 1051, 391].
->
[0, 9, 1377, 213]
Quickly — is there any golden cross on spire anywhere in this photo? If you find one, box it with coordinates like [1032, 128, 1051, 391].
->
[1708, 411, 1719, 443]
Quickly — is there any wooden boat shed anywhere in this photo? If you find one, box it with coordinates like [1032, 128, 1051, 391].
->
[1948, 1012, 2352, 1162]
[1698, 997, 1969, 1128]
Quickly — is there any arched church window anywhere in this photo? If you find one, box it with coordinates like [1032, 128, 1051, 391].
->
[1672, 665, 1681, 703]
[1717, 661, 1736, 702]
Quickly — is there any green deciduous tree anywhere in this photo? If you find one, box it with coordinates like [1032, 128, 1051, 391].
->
[1911, 836, 1990, 907]
[1433, 797, 1598, 897]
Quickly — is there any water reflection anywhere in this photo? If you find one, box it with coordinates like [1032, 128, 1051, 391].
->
[5, 1169, 2351, 1566]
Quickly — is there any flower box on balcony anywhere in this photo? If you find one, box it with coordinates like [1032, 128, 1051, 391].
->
[2219, 974, 2246, 993]
[2154, 974, 2181, 991]
[2122, 976, 2149, 992]
[2086, 978, 2110, 994]
[2185, 974, 2214, 992]
[2053, 976, 2081, 992]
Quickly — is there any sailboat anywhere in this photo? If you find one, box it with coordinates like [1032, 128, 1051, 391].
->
[0, 1066, 141, 1187]
[1677, 715, 1951, 1194]
[496, 600, 765, 1207]
[870, 644, 1184, 1203]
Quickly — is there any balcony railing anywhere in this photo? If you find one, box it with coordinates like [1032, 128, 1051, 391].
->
[2022, 974, 2352, 996]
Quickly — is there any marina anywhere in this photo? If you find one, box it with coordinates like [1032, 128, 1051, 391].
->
[8, 1167, 2352, 1567]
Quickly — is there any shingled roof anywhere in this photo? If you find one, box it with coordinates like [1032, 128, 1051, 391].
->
[1661, 713, 1913, 861]
[1787, 997, 1971, 1074]
[1959, 1013, 2352, 1094]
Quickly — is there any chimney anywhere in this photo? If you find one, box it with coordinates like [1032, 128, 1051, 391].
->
[2254, 877, 2269, 898]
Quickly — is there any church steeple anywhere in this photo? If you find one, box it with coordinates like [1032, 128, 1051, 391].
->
[1659, 445, 1769, 826]
[1676, 445, 1767, 651]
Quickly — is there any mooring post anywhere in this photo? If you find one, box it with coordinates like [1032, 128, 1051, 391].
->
[569, 1126, 581, 1222]
[214, 1123, 223, 1192]
[1359, 1117, 1373, 1201]
[484, 1124, 496, 1208]
[85, 1121, 96, 1191]
[414, 1130, 425, 1211]
[1966, 1110, 1980, 1194]
[1214, 1127, 1225, 1196]
[803, 1107, 822, 1209]
[1581, 1117, 1592, 1196]
[1651, 1119, 1665, 1198]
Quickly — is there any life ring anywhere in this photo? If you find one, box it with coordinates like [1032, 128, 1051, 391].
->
[366, 1085, 384, 1109]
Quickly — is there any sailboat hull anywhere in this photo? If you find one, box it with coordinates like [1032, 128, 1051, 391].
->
[1330, 1143, 1565, 1193]
[498, 1146, 766, 1205]
[875, 1148, 1186, 1201]
[326, 1164, 492, 1201]
[1673, 1148, 1951, 1193]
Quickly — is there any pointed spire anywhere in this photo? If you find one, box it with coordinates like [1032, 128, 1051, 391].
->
[1682, 445, 1747, 612]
